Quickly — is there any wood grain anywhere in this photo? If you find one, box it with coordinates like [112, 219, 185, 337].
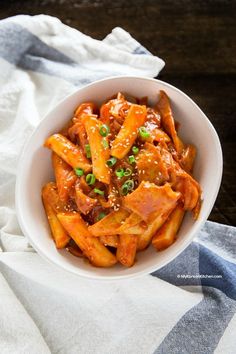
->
[1, 0, 235, 225]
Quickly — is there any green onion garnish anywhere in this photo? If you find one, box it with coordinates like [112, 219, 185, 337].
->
[99, 124, 110, 137]
[139, 126, 150, 139]
[102, 138, 109, 149]
[106, 157, 117, 167]
[128, 155, 136, 164]
[132, 146, 139, 155]
[121, 184, 129, 196]
[115, 168, 124, 178]
[86, 173, 96, 185]
[74, 168, 84, 176]
[94, 188, 104, 196]
[125, 179, 135, 191]
[121, 179, 134, 195]
[124, 168, 132, 177]
[85, 144, 91, 158]
[97, 212, 106, 221]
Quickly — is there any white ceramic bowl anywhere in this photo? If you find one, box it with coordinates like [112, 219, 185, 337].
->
[16, 76, 222, 280]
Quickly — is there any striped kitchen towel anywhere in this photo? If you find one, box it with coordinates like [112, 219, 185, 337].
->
[0, 14, 235, 354]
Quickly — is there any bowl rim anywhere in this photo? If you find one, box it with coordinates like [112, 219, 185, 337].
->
[15, 75, 223, 280]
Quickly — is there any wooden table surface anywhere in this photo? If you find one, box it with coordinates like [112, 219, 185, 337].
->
[1, 0, 236, 226]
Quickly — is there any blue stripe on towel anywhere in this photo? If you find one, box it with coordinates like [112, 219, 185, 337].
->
[0, 22, 75, 66]
[198, 221, 236, 261]
[152, 236, 236, 352]
[152, 242, 236, 300]
[133, 45, 151, 55]
[154, 287, 236, 354]
[0, 22, 120, 86]
[199, 244, 236, 300]
[152, 242, 201, 286]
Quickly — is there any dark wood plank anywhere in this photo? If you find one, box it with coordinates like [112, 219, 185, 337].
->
[0, 0, 235, 225]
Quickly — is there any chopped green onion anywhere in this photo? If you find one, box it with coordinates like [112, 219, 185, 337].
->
[115, 168, 124, 178]
[106, 157, 117, 167]
[124, 168, 132, 177]
[132, 146, 139, 155]
[86, 173, 96, 185]
[99, 124, 110, 137]
[85, 144, 91, 158]
[94, 188, 104, 196]
[128, 155, 136, 164]
[139, 126, 150, 139]
[102, 138, 109, 149]
[121, 184, 129, 196]
[97, 212, 106, 221]
[125, 179, 135, 191]
[121, 179, 134, 195]
[74, 168, 84, 176]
